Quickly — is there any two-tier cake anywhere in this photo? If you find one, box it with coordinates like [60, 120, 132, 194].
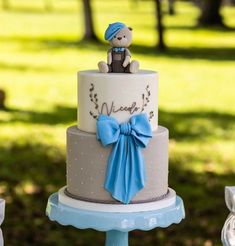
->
[57, 22, 177, 213]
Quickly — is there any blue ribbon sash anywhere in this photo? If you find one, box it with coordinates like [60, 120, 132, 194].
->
[97, 114, 152, 204]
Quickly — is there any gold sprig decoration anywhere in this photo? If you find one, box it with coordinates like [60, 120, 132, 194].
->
[89, 83, 100, 119]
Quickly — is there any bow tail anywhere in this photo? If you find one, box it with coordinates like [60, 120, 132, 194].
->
[104, 135, 127, 203]
[104, 136, 146, 204]
[124, 137, 146, 203]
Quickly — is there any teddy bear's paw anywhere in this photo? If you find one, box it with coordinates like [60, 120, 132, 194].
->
[130, 60, 139, 74]
[98, 61, 109, 73]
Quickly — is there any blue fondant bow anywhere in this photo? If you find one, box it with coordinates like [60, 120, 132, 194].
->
[97, 113, 152, 204]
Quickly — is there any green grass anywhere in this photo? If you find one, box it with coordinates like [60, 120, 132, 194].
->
[0, 0, 235, 245]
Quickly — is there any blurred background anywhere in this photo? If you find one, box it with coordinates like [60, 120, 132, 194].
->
[0, 0, 235, 245]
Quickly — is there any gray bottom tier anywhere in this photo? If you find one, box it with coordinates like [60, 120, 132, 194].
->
[66, 126, 169, 204]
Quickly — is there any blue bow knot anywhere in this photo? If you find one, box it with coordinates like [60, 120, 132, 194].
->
[97, 113, 152, 204]
[120, 122, 131, 135]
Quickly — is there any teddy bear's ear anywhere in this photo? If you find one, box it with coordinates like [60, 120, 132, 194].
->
[128, 27, 133, 31]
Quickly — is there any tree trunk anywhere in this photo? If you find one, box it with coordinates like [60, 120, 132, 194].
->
[44, 0, 53, 12]
[82, 0, 98, 41]
[198, 0, 224, 26]
[0, 90, 6, 109]
[230, 0, 235, 5]
[154, 0, 166, 50]
[129, 0, 140, 8]
[2, 0, 10, 10]
[168, 0, 175, 15]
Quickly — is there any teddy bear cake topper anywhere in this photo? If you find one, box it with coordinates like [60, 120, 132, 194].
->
[98, 22, 139, 74]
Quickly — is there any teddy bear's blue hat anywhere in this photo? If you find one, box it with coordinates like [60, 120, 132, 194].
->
[105, 22, 126, 41]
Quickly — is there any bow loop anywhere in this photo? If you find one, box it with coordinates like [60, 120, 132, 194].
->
[97, 115, 120, 147]
[225, 186, 235, 213]
[221, 186, 235, 246]
[97, 113, 152, 204]
[130, 114, 152, 148]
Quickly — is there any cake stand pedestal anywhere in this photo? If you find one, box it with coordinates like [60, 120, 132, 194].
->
[46, 192, 185, 246]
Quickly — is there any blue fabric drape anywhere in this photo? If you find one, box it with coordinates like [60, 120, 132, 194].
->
[97, 114, 152, 204]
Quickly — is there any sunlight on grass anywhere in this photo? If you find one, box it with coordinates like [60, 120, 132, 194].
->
[0, 1, 235, 245]
[15, 180, 40, 195]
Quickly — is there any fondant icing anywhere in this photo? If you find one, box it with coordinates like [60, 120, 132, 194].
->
[78, 70, 158, 133]
[66, 125, 168, 204]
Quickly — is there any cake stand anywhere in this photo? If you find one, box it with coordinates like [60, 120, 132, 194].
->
[46, 188, 185, 246]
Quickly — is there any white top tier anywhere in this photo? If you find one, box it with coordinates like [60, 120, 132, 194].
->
[78, 70, 158, 133]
